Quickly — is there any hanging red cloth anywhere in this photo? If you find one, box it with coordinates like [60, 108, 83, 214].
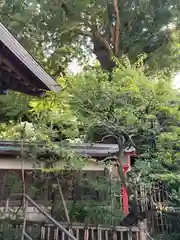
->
[121, 166, 129, 216]
[120, 149, 136, 216]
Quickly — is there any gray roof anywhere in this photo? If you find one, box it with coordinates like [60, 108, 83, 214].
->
[0, 22, 60, 93]
[0, 141, 135, 158]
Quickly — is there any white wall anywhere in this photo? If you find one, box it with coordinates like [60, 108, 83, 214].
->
[0, 157, 106, 171]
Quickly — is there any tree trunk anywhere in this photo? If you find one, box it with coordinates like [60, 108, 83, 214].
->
[92, 30, 116, 72]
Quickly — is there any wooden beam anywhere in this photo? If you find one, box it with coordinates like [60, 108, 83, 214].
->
[0, 63, 21, 80]
[0, 69, 41, 96]
[0, 53, 36, 87]
[7, 80, 41, 96]
[0, 69, 11, 87]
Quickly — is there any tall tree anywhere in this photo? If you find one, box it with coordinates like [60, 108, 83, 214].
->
[12, 57, 179, 202]
[1, 57, 180, 234]
[0, 0, 179, 76]
[65, 58, 180, 206]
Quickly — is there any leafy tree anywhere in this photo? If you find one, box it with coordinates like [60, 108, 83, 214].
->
[64, 59, 180, 207]
[0, 0, 179, 232]
[0, 0, 179, 77]
[6, 57, 177, 208]
[1, 58, 180, 237]
[2, 58, 180, 206]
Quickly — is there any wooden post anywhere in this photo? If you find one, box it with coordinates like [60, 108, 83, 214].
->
[139, 221, 147, 240]
[97, 226, 102, 240]
[84, 222, 89, 240]
[84, 228, 89, 240]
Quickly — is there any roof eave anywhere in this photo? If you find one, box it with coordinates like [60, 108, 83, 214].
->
[0, 22, 61, 93]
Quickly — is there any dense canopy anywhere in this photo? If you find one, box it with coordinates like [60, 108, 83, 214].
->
[0, 0, 180, 238]
[0, 0, 179, 76]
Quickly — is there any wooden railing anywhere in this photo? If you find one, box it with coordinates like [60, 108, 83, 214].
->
[5, 194, 77, 240]
[0, 221, 148, 240]
[4, 194, 149, 240]
[35, 222, 147, 240]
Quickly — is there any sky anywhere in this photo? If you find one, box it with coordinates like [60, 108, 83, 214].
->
[68, 59, 82, 75]
[173, 73, 180, 89]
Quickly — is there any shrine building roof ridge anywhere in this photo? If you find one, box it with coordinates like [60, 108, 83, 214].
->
[0, 140, 135, 158]
[0, 22, 60, 95]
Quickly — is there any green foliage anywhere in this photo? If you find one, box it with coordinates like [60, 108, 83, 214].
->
[52, 175, 123, 225]
[0, 91, 31, 122]
[68, 58, 177, 138]
[0, 0, 179, 76]
[0, 222, 22, 240]
[0, 54, 180, 233]
[0, 221, 42, 240]
[1, 60, 180, 206]
[0, 0, 179, 235]
[63, 61, 180, 207]
[153, 233, 180, 240]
